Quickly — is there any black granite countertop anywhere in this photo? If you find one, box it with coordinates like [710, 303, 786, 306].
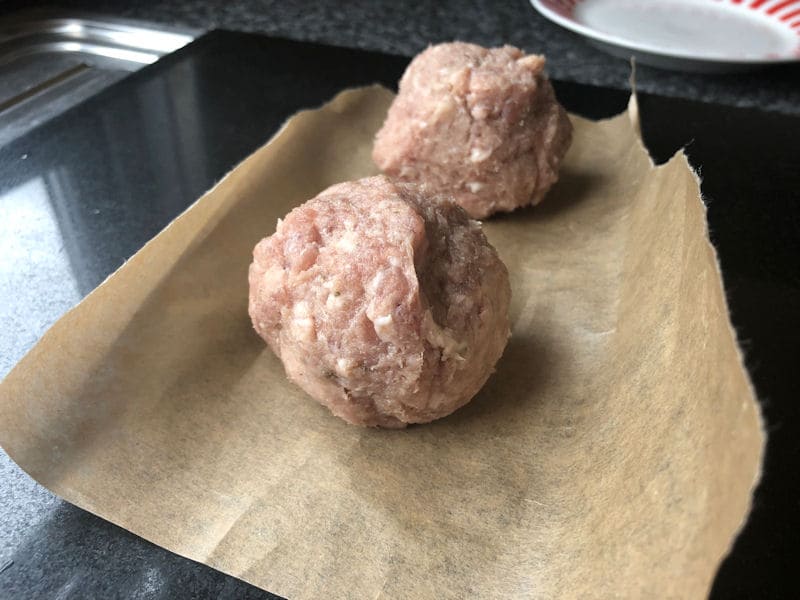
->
[3, 0, 800, 115]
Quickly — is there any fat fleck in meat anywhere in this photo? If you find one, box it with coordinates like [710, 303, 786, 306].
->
[248, 176, 511, 427]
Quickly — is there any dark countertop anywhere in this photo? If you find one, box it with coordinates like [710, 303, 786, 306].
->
[3, 0, 800, 115]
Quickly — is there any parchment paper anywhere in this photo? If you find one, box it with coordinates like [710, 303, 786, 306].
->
[0, 86, 764, 599]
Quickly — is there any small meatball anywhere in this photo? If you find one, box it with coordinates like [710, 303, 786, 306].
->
[248, 175, 511, 428]
[373, 42, 573, 219]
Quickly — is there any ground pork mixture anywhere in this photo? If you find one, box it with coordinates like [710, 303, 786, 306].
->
[373, 42, 572, 219]
[248, 176, 511, 427]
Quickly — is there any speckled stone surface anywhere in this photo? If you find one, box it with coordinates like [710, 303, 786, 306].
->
[2, 0, 800, 114]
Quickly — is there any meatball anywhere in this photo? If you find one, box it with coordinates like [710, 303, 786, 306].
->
[248, 176, 510, 428]
[373, 42, 572, 219]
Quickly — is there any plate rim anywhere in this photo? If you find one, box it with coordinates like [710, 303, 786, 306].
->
[531, 0, 800, 66]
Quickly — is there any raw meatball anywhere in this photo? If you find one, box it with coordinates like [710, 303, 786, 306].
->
[248, 175, 510, 428]
[373, 42, 572, 219]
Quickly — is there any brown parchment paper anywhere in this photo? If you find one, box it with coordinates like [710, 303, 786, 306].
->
[0, 86, 763, 599]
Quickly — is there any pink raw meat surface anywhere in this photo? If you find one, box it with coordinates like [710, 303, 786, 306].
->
[248, 175, 511, 427]
[373, 42, 572, 219]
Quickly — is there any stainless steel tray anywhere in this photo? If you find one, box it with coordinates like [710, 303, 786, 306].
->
[0, 11, 201, 146]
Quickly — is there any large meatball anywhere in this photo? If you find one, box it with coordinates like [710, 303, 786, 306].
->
[248, 176, 510, 428]
[373, 42, 572, 219]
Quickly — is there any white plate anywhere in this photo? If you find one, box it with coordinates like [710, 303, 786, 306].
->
[532, 0, 800, 72]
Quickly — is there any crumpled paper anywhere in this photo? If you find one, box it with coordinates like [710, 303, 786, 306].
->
[0, 86, 763, 599]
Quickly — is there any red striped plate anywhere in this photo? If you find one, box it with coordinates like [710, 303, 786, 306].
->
[532, 0, 800, 71]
